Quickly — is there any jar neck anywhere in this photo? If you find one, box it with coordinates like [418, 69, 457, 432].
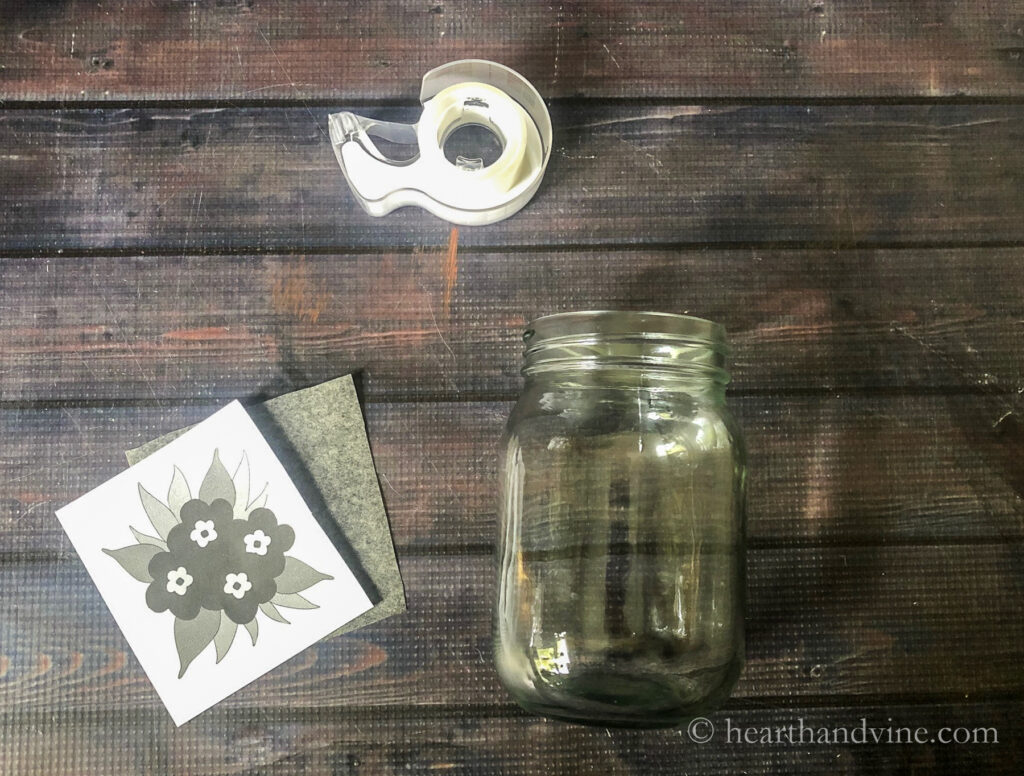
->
[524, 367, 726, 402]
[521, 311, 730, 401]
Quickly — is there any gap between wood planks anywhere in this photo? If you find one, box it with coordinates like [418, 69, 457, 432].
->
[3, 537, 1023, 571]
[1, 387, 1023, 414]
[0, 697, 1021, 725]
[6, 239, 1024, 261]
[8, 96, 1024, 111]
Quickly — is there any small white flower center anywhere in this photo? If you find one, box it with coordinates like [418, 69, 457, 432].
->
[243, 529, 272, 556]
[224, 572, 253, 599]
[165, 566, 193, 596]
[189, 519, 218, 548]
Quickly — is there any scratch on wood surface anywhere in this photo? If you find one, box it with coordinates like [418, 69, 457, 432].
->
[442, 226, 459, 318]
[254, 22, 325, 139]
[552, 4, 563, 86]
[419, 278, 457, 389]
[602, 43, 621, 70]
[240, 83, 307, 95]
[379, 470, 401, 495]
[567, 107, 712, 132]
[74, 350, 104, 385]
[935, 118, 1012, 130]
[91, 279, 159, 401]
[60, 406, 86, 443]
[13, 500, 51, 523]
[993, 410, 1015, 429]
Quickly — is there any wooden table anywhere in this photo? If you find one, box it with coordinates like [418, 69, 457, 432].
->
[2, 2, 1023, 773]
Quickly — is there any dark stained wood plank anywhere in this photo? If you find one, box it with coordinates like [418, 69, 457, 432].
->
[2, 1, 1024, 101]
[1, 547, 1023, 714]
[4, 105, 1024, 251]
[3, 394, 1024, 556]
[2, 248, 1023, 402]
[1, 702, 1020, 775]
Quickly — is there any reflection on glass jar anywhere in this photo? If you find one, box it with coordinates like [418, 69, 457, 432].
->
[494, 311, 746, 727]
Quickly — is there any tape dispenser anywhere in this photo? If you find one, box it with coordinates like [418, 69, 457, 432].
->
[328, 60, 551, 226]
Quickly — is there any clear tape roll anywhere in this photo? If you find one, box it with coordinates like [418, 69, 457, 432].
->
[328, 60, 551, 226]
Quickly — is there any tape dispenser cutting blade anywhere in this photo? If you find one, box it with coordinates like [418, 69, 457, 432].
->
[328, 60, 552, 226]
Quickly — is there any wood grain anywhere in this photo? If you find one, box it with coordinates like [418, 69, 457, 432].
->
[1, 547, 1022, 714]
[3, 105, 1024, 251]
[3, 393, 1023, 556]
[2, 248, 1022, 402]
[1, 702, 1020, 775]
[2, 1, 1024, 101]
[3, 3, 1024, 772]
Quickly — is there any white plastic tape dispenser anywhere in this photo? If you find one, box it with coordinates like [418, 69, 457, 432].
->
[328, 60, 551, 226]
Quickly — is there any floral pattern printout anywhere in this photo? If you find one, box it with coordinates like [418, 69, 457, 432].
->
[56, 402, 373, 726]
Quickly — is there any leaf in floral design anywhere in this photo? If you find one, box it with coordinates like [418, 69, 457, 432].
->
[246, 483, 268, 511]
[213, 611, 238, 663]
[129, 526, 167, 550]
[138, 483, 178, 540]
[167, 465, 191, 516]
[231, 453, 250, 519]
[271, 592, 318, 610]
[243, 617, 258, 646]
[275, 556, 334, 594]
[103, 543, 162, 582]
[175, 606, 220, 678]
[198, 449, 235, 507]
[259, 601, 290, 624]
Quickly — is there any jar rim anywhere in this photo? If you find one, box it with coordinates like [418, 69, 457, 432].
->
[522, 310, 730, 386]
[524, 310, 727, 348]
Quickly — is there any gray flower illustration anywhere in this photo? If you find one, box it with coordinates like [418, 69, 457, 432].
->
[103, 450, 334, 677]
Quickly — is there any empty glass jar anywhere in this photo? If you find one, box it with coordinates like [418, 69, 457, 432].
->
[494, 311, 746, 727]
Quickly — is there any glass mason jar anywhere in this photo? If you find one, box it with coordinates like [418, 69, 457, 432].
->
[493, 311, 746, 727]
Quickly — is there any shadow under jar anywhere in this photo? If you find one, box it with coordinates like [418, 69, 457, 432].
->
[494, 311, 746, 727]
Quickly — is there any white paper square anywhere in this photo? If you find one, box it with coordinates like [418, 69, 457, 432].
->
[56, 401, 373, 725]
